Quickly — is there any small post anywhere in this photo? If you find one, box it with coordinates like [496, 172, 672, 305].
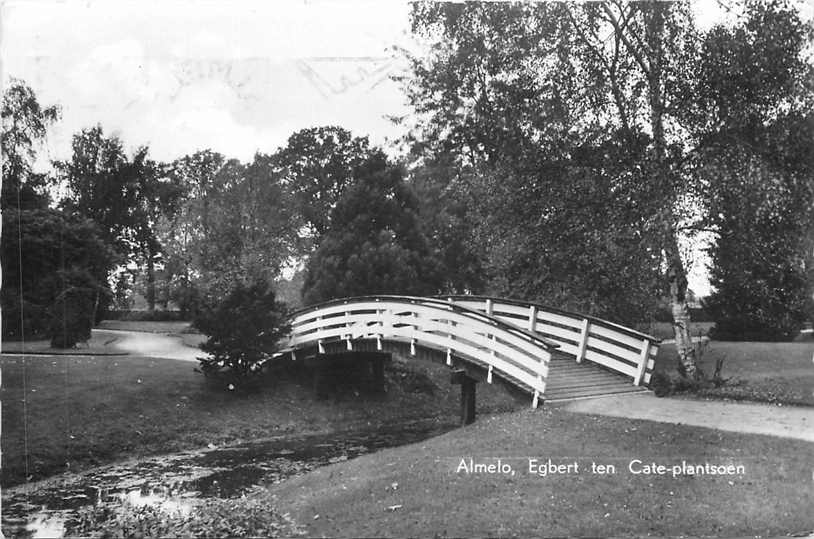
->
[451, 369, 477, 425]
[345, 311, 352, 350]
[528, 305, 537, 332]
[313, 362, 327, 399]
[317, 315, 325, 354]
[575, 318, 590, 363]
[370, 354, 385, 393]
[634, 339, 650, 386]
[485, 299, 493, 316]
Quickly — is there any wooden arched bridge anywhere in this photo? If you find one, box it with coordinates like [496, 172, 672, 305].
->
[278, 295, 660, 421]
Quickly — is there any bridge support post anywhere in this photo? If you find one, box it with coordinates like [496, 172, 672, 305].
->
[370, 353, 385, 393]
[451, 369, 478, 425]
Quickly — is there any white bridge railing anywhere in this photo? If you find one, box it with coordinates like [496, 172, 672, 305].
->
[283, 296, 554, 407]
[439, 296, 660, 386]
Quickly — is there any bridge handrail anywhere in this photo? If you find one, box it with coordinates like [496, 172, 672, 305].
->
[436, 295, 661, 343]
[284, 295, 556, 407]
[438, 295, 660, 386]
[289, 295, 559, 351]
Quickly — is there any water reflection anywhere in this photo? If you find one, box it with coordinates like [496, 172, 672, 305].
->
[25, 512, 66, 538]
[119, 487, 193, 516]
[2, 420, 453, 538]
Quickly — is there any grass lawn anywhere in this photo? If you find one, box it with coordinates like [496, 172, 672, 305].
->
[264, 408, 814, 537]
[96, 320, 195, 334]
[1, 353, 524, 487]
[645, 321, 715, 341]
[654, 339, 814, 406]
[1, 331, 126, 355]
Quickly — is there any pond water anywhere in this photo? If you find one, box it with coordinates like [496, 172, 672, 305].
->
[2, 420, 454, 538]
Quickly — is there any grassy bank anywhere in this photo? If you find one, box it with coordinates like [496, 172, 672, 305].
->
[264, 408, 814, 537]
[654, 340, 814, 406]
[0, 353, 523, 487]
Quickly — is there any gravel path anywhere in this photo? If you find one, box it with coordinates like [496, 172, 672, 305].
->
[558, 392, 814, 442]
[95, 329, 203, 362]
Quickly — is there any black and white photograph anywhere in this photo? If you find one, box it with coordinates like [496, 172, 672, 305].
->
[2, 0, 813, 537]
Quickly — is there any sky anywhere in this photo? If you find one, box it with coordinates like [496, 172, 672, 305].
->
[5, 0, 808, 296]
[1, 1, 417, 164]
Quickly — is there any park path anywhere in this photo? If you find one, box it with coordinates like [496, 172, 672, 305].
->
[557, 392, 814, 442]
[95, 329, 202, 362]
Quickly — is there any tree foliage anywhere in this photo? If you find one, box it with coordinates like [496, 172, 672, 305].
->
[1, 208, 113, 340]
[194, 280, 291, 381]
[402, 0, 814, 360]
[56, 126, 182, 311]
[1, 78, 59, 210]
[689, 2, 814, 339]
[402, 2, 690, 329]
[274, 126, 381, 241]
[162, 150, 300, 312]
[1, 81, 114, 343]
[302, 154, 443, 305]
[409, 155, 486, 295]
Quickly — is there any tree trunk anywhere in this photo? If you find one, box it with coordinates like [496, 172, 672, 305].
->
[644, 2, 700, 379]
[146, 254, 156, 311]
[92, 288, 100, 326]
[161, 274, 171, 310]
[666, 232, 699, 378]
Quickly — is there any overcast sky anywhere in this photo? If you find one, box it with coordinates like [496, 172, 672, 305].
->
[1, 0, 748, 165]
[6, 0, 803, 295]
[2, 0, 416, 164]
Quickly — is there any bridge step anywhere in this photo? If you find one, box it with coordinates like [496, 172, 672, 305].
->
[545, 385, 648, 402]
[544, 358, 648, 401]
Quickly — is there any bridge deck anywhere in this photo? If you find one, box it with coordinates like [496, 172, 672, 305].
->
[543, 354, 649, 401]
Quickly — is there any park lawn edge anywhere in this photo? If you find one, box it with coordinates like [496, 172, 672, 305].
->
[263, 407, 814, 538]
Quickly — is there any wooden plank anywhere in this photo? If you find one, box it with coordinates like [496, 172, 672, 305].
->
[544, 386, 648, 400]
[494, 317, 581, 347]
[633, 338, 650, 386]
[547, 376, 631, 388]
[387, 329, 548, 392]
[583, 349, 638, 378]
[590, 323, 658, 352]
[533, 309, 584, 330]
[488, 302, 535, 320]
[547, 371, 627, 383]
[575, 319, 590, 364]
[548, 373, 630, 384]
[545, 379, 636, 391]
[585, 335, 641, 365]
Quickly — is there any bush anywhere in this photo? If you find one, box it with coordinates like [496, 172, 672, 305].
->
[49, 270, 103, 348]
[1, 295, 50, 340]
[194, 280, 291, 382]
